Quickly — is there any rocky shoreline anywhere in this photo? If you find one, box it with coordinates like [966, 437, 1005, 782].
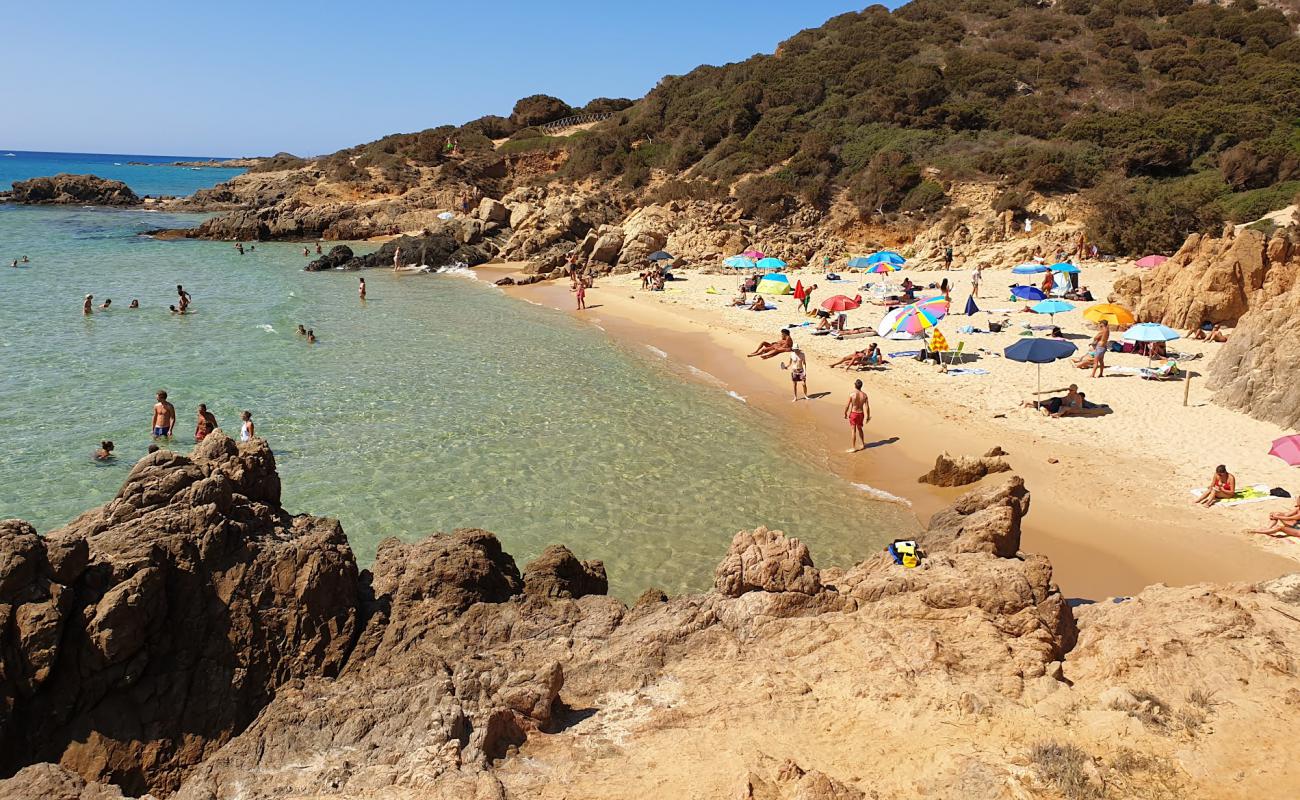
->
[2, 431, 1298, 798]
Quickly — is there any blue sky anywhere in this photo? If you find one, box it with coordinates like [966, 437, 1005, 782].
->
[4, 1, 895, 157]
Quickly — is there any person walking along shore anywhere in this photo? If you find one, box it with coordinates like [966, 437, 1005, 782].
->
[844, 379, 870, 452]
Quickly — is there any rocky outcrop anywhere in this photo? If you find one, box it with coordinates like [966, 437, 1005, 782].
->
[1110, 226, 1280, 328]
[1205, 231, 1300, 428]
[917, 452, 1011, 487]
[6, 452, 1300, 799]
[304, 232, 492, 272]
[2, 174, 139, 206]
[304, 243, 355, 271]
[0, 432, 358, 796]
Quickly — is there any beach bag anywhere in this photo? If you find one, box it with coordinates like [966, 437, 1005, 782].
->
[989, 321, 1003, 333]
[1271, 487, 1292, 498]
[888, 540, 922, 569]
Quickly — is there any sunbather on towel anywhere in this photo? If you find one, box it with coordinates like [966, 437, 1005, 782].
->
[749, 295, 767, 311]
[832, 326, 874, 338]
[1194, 465, 1237, 507]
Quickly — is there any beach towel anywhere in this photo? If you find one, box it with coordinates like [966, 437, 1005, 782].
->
[944, 368, 989, 376]
[889, 350, 922, 358]
[986, 308, 1015, 314]
[705, 287, 721, 295]
[1185, 484, 1277, 507]
[1106, 366, 1145, 375]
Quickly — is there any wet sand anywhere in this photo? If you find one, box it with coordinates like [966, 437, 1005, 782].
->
[488, 265, 1297, 600]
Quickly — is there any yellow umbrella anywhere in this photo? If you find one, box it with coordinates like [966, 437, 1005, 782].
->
[1084, 303, 1135, 327]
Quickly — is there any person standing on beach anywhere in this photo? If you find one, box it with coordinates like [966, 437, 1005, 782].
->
[971, 265, 983, 298]
[83, 294, 93, 315]
[152, 391, 176, 439]
[1090, 320, 1110, 378]
[239, 411, 255, 442]
[802, 283, 818, 314]
[943, 245, 953, 270]
[782, 347, 808, 402]
[359, 277, 367, 300]
[576, 279, 587, 311]
[194, 404, 218, 442]
[844, 379, 870, 452]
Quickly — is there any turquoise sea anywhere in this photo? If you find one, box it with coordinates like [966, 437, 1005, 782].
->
[1, 150, 244, 197]
[0, 152, 915, 597]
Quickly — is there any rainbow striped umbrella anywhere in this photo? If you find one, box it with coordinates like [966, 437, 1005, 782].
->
[864, 260, 901, 274]
[883, 298, 948, 336]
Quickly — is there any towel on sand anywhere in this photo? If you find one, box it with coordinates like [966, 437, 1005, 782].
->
[890, 350, 922, 358]
[944, 368, 989, 376]
[1185, 484, 1277, 507]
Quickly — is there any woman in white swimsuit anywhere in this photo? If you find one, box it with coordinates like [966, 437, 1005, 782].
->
[239, 410, 255, 442]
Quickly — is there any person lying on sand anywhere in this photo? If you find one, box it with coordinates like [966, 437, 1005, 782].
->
[748, 329, 793, 359]
[1023, 384, 1081, 416]
[1194, 465, 1237, 507]
[832, 326, 875, 338]
[831, 344, 886, 370]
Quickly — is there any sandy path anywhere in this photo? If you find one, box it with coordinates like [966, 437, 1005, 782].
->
[490, 262, 1298, 599]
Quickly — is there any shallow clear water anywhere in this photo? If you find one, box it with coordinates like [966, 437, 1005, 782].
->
[0, 149, 244, 197]
[0, 170, 915, 598]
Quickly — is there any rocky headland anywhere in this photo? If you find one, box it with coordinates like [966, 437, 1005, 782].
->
[3, 432, 1298, 799]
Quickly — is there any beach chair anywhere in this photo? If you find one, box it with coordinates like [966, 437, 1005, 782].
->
[1140, 361, 1181, 380]
[945, 341, 965, 365]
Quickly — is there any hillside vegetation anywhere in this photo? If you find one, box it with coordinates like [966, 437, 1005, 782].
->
[255, 0, 1300, 255]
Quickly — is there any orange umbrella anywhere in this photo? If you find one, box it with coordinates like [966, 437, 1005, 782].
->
[1084, 303, 1135, 327]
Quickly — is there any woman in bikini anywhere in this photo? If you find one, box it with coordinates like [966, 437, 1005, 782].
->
[1194, 465, 1236, 507]
[1249, 495, 1300, 536]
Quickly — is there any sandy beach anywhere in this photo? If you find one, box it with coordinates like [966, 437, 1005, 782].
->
[494, 261, 1300, 600]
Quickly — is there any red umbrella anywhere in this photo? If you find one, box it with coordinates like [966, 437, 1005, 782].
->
[1268, 434, 1300, 466]
[1135, 255, 1168, 268]
[821, 294, 862, 312]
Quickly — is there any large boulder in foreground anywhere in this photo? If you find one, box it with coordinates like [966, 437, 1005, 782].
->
[0, 432, 359, 796]
[3, 174, 140, 206]
[714, 526, 822, 597]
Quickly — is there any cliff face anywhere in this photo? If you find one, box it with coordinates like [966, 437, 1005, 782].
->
[1111, 226, 1300, 428]
[2, 445, 1298, 799]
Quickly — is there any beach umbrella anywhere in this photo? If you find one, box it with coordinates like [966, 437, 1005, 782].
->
[821, 294, 862, 312]
[884, 300, 946, 336]
[964, 295, 980, 316]
[757, 273, 792, 295]
[1004, 338, 1079, 408]
[866, 250, 906, 267]
[847, 256, 872, 268]
[1122, 323, 1180, 342]
[793, 280, 806, 301]
[864, 261, 902, 274]
[724, 255, 755, 268]
[1031, 299, 1075, 319]
[1136, 255, 1168, 268]
[743, 249, 765, 259]
[1012, 263, 1048, 274]
[1011, 285, 1047, 302]
[648, 250, 673, 261]
[1084, 303, 1135, 327]
[1050, 262, 1080, 274]
[1268, 434, 1300, 466]
[913, 296, 950, 316]
[756, 257, 786, 269]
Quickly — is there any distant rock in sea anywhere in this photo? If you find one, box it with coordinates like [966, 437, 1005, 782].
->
[1, 173, 140, 206]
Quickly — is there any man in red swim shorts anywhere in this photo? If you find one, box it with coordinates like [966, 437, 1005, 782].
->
[844, 378, 870, 453]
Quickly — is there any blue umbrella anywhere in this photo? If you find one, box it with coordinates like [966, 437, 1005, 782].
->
[1012, 263, 1048, 274]
[756, 257, 786, 269]
[1005, 339, 1079, 405]
[1050, 262, 1080, 274]
[847, 256, 872, 268]
[649, 250, 673, 261]
[724, 255, 755, 268]
[1012, 285, 1047, 301]
[1031, 299, 1074, 319]
[866, 250, 906, 266]
[1122, 322, 1180, 342]
[964, 295, 980, 316]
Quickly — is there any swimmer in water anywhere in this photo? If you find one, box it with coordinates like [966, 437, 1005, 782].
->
[359, 277, 366, 300]
[296, 324, 307, 336]
[99, 298, 112, 310]
[303, 246, 310, 257]
[176, 285, 191, 313]
[129, 299, 139, 309]
[306, 329, 317, 343]
[83, 294, 93, 314]
[94, 440, 115, 460]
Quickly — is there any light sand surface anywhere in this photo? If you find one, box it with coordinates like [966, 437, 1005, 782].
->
[485, 259, 1299, 599]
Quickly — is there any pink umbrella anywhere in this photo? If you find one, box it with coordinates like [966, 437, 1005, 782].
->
[743, 249, 765, 259]
[1135, 255, 1168, 268]
[1268, 435, 1300, 466]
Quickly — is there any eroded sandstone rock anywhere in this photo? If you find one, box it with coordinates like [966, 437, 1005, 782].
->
[917, 452, 1011, 487]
